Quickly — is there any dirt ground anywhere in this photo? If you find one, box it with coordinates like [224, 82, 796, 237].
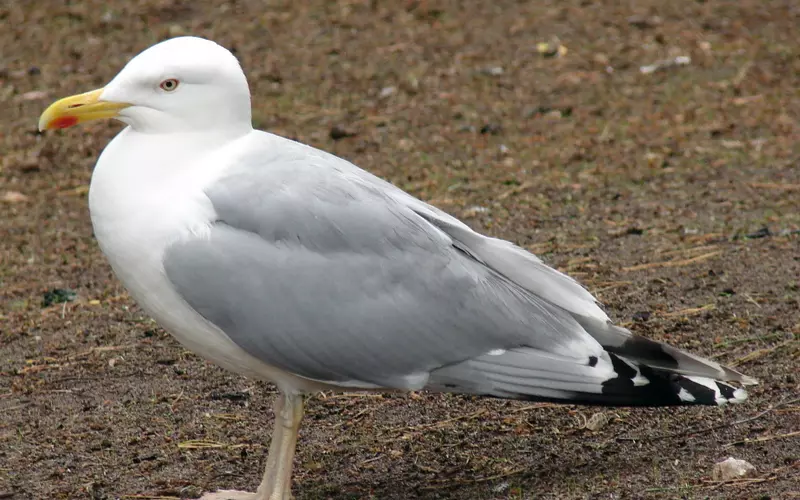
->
[1, 1, 798, 499]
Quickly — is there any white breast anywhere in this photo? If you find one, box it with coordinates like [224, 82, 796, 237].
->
[87, 128, 321, 393]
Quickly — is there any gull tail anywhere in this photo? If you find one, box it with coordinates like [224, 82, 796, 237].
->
[428, 328, 756, 407]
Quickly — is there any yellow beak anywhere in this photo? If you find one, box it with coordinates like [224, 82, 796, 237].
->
[38, 88, 131, 131]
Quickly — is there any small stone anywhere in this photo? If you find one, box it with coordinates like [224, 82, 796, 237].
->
[403, 75, 420, 94]
[397, 138, 414, 152]
[593, 53, 610, 65]
[746, 227, 771, 239]
[712, 457, 756, 481]
[632, 311, 651, 322]
[492, 481, 510, 493]
[179, 485, 204, 498]
[378, 86, 396, 98]
[585, 412, 609, 431]
[168, 24, 187, 37]
[1, 191, 29, 203]
[627, 15, 662, 29]
[19, 90, 48, 101]
[330, 125, 357, 141]
[479, 66, 504, 76]
[640, 56, 691, 74]
[464, 205, 489, 215]
[536, 41, 568, 58]
[479, 123, 502, 135]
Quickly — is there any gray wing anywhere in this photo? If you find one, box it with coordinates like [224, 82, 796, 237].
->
[162, 136, 605, 390]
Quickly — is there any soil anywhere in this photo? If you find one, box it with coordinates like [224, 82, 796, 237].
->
[1, 1, 798, 499]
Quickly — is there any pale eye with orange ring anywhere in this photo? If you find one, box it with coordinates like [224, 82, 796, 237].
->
[159, 78, 180, 91]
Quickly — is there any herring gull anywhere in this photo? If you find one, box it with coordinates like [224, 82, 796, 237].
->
[38, 36, 757, 500]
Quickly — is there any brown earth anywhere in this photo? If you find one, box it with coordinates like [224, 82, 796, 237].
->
[1, 1, 799, 499]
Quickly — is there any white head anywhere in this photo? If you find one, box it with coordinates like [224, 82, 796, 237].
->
[39, 37, 253, 136]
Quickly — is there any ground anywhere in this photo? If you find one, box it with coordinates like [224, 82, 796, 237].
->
[1, 1, 798, 499]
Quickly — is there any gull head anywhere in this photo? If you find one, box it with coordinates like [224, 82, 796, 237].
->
[39, 36, 252, 135]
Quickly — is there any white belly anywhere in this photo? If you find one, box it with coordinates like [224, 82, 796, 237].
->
[87, 129, 322, 393]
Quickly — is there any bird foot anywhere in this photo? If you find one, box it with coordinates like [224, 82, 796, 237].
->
[198, 490, 255, 500]
[199, 490, 293, 500]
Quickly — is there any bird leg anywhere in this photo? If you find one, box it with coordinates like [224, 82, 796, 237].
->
[198, 392, 304, 500]
[255, 391, 304, 500]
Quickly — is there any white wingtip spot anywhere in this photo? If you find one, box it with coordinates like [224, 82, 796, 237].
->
[487, 349, 506, 356]
[632, 373, 650, 387]
[677, 388, 696, 403]
[684, 376, 748, 405]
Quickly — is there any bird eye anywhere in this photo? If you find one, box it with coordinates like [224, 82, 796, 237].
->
[159, 78, 179, 91]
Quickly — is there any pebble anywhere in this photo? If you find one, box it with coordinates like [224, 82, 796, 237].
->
[712, 457, 756, 481]
[330, 125, 357, 140]
[480, 123, 502, 135]
[2, 191, 29, 203]
[640, 56, 691, 74]
[585, 412, 609, 431]
[479, 66, 504, 76]
[379, 86, 396, 98]
[492, 481, 510, 493]
[19, 90, 48, 101]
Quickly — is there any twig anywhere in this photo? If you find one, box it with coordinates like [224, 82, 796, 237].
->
[617, 397, 800, 443]
[406, 409, 488, 431]
[659, 304, 715, 317]
[379, 409, 489, 442]
[591, 281, 633, 294]
[723, 430, 800, 449]
[506, 402, 557, 414]
[729, 338, 796, 367]
[683, 233, 723, 244]
[622, 251, 722, 272]
[656, 244, 718, 258]
[703, 476, 777, 490]
[420, 466, 528, 490]
[0, 404, 29, 413]
[177, 439, 244, 450]
[206, 413, 243, 421]
[316, 392, 385, 400]
[749, 182, 800, 191]
[713, 332, 785, 348]
[497, 180, 535, 200]
[331, 406, 374, 429]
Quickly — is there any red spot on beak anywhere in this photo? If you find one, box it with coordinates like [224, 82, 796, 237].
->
[51, 116, 79, 129]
